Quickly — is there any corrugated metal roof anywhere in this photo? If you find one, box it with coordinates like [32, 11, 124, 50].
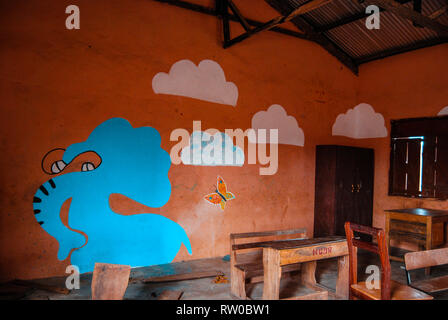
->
[274, 0, 448, 64]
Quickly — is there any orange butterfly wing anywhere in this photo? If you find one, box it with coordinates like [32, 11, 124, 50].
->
[217, 176, 227, 195]
[204, 193, 222, 205]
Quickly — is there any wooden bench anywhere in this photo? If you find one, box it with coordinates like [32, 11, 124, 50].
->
[230, 228, 307, 299]
[404, 247, 448, 294]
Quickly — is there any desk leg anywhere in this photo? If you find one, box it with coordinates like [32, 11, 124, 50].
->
[385, 213, 391, 256]
[425, 218, 432, 276]
[263, 248, 281, 300]
[301, 261, 317, 286]
[336, 255, 349, 299]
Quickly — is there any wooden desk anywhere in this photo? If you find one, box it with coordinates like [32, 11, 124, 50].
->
[262, 237, 349, 300]
[385, 208, 448, 260]
[385, 208, 448, 275]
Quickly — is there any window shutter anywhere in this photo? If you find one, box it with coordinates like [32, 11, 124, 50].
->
[435, 135, 448, 199]
[421, 136, 436, 198]
[406, 139, 421, 196]
[390, 140, 407, 195]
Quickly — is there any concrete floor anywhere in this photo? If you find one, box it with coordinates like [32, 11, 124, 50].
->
[10, 251, 448, 300]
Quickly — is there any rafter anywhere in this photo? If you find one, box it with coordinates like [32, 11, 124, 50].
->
[429, 4, 448, 19]
[227, 0, 251, 31]
[356, 37, 448, 64]
[265, 0, 359, 75]
[153, 0, 309, 40]
[222, 0, 334, 48]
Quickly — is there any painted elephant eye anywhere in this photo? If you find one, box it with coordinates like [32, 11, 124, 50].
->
[81, 162, 96, 172]
[51, 160, 67, 174]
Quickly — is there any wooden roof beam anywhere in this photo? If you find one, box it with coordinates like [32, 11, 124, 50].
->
[153, 0, 309, 40]
[356, 37, 448, 64]
[265, 0, 359, 75]
[223, 0, 334, 48]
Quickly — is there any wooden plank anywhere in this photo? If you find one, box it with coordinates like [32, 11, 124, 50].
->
[351, 280, 433, 300]
[411, 275, 448, 293]
[230, 228, 306, 240]
[227, 0, 251, 31]
[220, 0, 230, 44]
[282, 290, 328, 300]
[234, 237, 344, 251]
[279, 240, 348, 266]
[356, 37, 448, 66]
[157, 290, 183, 300]
[143, 270, 223, 283]
[91, 263, 131, 300]
[390, 219, 426, 235]
[262, 247, 281, 300]
[336, 255, 349, 299]
[13, 279, 70, 295]
[0, 282, 34, 300]
[389, 231, 426, 245]
[224, 0, 334, 48]
[429, 5, 448, 19]
[352, 239, 379, 253]
[388, 211, 428, 223]
[301, 261, 317, 286]
[283, 0, 333, 22]
[361, 0, 448, 36]
[404, 247, 448, 270]
[232, 238, 307, 250]
[153, 0, 308, 40]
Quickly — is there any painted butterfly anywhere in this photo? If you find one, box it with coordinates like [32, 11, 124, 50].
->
[204, 176, 235, 211]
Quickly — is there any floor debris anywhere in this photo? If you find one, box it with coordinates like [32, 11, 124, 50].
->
[213, 274, 229, 284]
[157, 290, 183, 300]
[12, 279, 70, 295]
[142, 270, 224, 283]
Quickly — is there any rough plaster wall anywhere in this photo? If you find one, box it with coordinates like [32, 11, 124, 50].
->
[0, 0, 446, 281]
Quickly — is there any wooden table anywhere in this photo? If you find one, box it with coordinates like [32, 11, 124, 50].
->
[262, 236, 349, 300]
[385, 208, 448, 275]
[385, 208, 448, 259]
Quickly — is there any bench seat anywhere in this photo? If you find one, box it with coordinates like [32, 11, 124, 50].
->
[235, 262, 302, 278]
[411, 275, 448, 294]
[230, 228, 307, 299]
[404, 247, 448, 296]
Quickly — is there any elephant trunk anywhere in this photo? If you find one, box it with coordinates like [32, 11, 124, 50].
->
[33, 173, 86, 260]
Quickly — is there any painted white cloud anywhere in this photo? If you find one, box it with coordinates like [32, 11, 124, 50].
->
[438, 106, 448, 116]
[181, 131, 244, 166]
[152, 59, 238, 106]
[250, 104, 304, 146]
[332, 103, 388, 139]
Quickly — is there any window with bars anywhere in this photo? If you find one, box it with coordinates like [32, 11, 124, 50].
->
[389, 116, 448, 199]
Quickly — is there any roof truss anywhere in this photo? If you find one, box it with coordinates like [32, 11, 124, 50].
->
[153, 0, 448, 75]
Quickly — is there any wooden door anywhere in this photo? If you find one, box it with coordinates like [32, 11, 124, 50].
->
[334, 147, 358, 236]
[353, 148, 374, 228]
[334, 147, 374, 236]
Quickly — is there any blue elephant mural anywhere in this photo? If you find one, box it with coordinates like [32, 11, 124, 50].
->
[33, 118, 192, 273]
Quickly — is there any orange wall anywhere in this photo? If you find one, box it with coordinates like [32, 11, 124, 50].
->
[0, 0, 446, 281]
[357, 45, 448, 245]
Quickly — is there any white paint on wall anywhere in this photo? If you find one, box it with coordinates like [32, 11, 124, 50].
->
[152, 59, 238, 106]
[438, 106, 448, 116]
[250, 104, 305, 146]
[332, 103, 388, 139]
[181, 131, 245, 166]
